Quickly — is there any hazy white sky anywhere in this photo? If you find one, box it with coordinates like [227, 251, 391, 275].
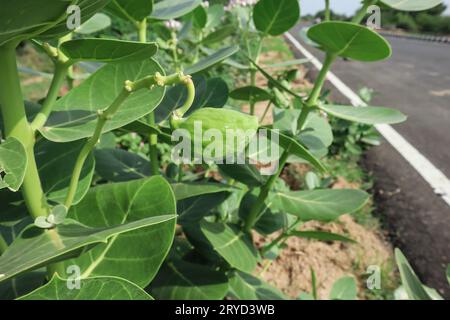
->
[300, 0, 450, 16]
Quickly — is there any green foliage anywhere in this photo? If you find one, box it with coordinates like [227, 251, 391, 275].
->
[0, 0, 429, 302]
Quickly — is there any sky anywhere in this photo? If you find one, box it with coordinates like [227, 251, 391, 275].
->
[300, 0, 450, 16]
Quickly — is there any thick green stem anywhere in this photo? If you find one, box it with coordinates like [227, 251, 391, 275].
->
[352, 0, 378, 24]
[249, 37, 263, 116]
[244, 54, 336, 232]
[31, 62, 68, 130]
[324, 0, 331, 21]
[0, 45, 49, 219]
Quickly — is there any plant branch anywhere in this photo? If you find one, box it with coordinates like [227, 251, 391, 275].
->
[64, 72, 194, 208]
[0, 44, 49, 219]
[325, 0, 331, 21]
[244, 54, 336, 232]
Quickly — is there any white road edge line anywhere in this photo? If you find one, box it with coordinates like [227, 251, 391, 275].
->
[285, 32, 450, 207]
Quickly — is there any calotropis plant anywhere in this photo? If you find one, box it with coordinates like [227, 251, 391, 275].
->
[0, 0, 444, 300]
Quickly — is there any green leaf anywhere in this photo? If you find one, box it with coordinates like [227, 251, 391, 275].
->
[178, 192, 230, 224]
[329, 276, 357, 300]
[307, 22, 392, 61]
[0, 215, 175, 283]
[151, 258, 229, 300]
[155, 76, 228, 122]
[0, 0, 109, 46]
[202, 25, 235, 45]
[299, 112, 333, 151]
[277, 131, 327, 173]
[192, 6, 207, 29]
[381, 0, 443, 11]
[106, 0, 154, 22]
[447, 265, 450, 285]
[253, 0, 300, 36]
[184, 46, 239, 75]
[171, 182, 234, 200]
[205, 5, 226, 31]
[230, 86, 272, 102]
[36, 139, 94, 205]
[218, 164, 268, 188]
[290, 231, 356, 243]
[40, 59, 165, 143]
[0, 137, 27, 192]
[151, 0, 202, 20]
[228, 271, 288, 300]
[94, 148, 151, 182]
[75, 13, 111, 34]
[200, 221, 257, 273]
[395, 249, 434, 300]
[271, 189, 369, 221]
[60, 39, 158, 63]
[66, 176, 177, 287]
[320, 105, 407, 125]
[239, 192, 287, 235]
[19, 275, 153, 300]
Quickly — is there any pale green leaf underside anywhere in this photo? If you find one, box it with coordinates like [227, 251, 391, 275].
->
[253, 0, 300, 36]
[0, 215, 175, 283]
[75, 13, 111, 35]
[66, 176, 177, 287]
[272, 189, 369, 221]
[200, 221, 257, 273]
[230, 86, 272, 102]
[60, 39, 158, 63]
[307, 22, 392, 61]
[151, 259, 229, 300]
[150, 0, 202, 20]
[329, 276, 357, 300]
[381, 0, 443, 11]
[19, 275, 153, 300]
[40, 59, 165, 142]
[0, 137, 27, 192]
[320, 105, 407, 125]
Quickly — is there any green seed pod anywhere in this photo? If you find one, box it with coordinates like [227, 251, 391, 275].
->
[171, 108, 259, 161]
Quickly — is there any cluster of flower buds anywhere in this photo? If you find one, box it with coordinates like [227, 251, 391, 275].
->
[201, 1, 210, 8]
[224, 0, 258, 11]
[164, 19, 182, 31]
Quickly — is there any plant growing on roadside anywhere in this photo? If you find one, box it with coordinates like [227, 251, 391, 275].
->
[0, 0, 445, 301]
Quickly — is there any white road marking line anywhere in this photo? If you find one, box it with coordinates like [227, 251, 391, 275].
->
[285, 32, 450, 207]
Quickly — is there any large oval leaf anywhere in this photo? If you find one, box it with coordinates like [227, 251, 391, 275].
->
[66, 176, 177, 287]
[0, 216, 175, 283]
[381, 0, 443, 11]
[253, 0, 300, 36]
[40, 59, 165, 142]
[319, 105, 407, 125]
[271, 189, 369, 221]
[151, 258, 229, 300]
[307, 22, 391, 61]
[60, 39, 158, 63]
[0, 137, 27, 192]
[75, 13, 111, 35]
[19, 275, 153, 300]
[150, 0, 202, 20]
[200, 221, 257, 273]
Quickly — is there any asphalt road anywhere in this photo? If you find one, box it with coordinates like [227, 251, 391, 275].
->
[289, 26, 450, 298]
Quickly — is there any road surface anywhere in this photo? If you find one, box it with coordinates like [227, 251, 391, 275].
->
[289, 25, 450, 298]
